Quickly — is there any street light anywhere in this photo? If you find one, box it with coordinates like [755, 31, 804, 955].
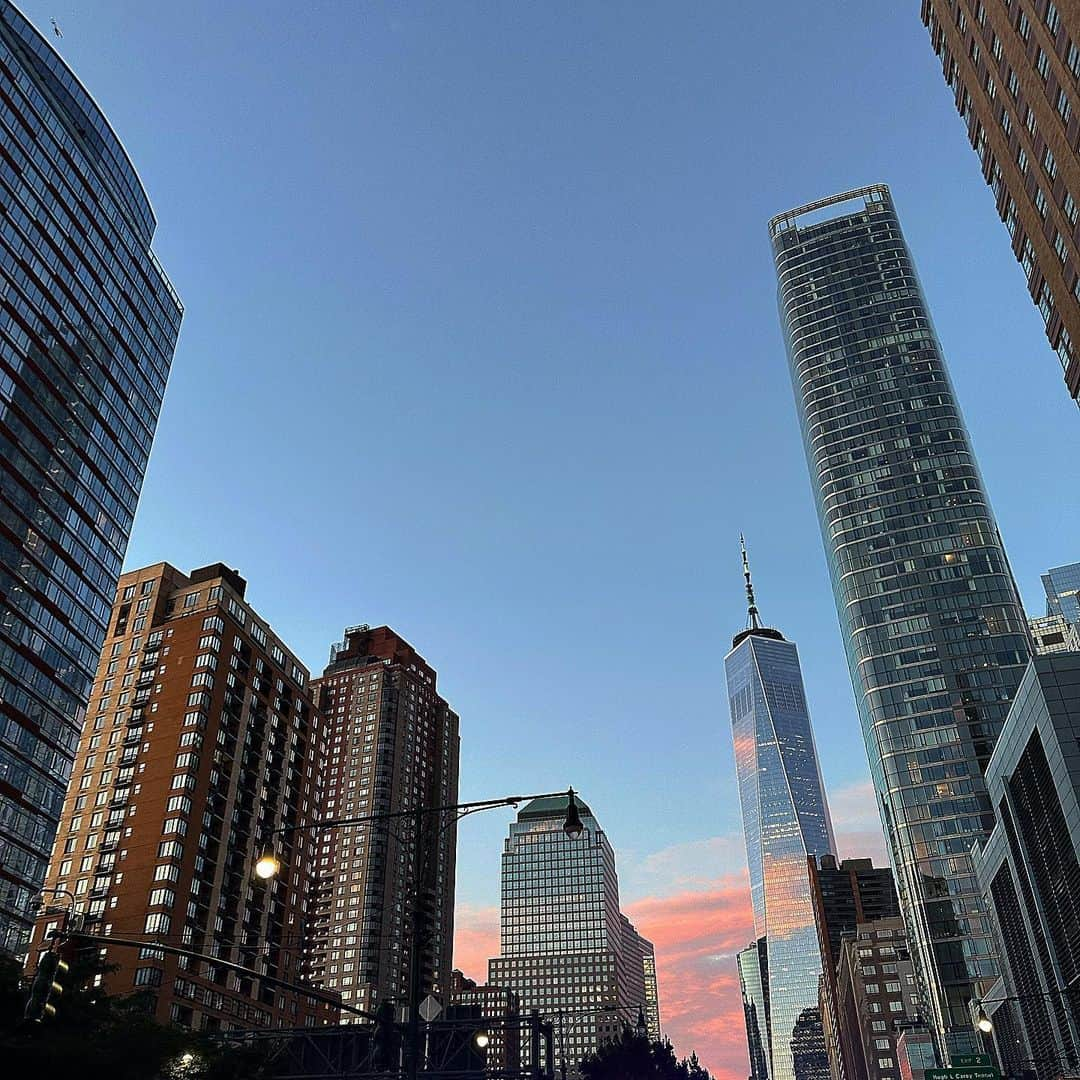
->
[251, 785, 582, 1080]
[473, 1030, 491, 1051]
[976, 1005, 994, 1034]
[253, 851, 280, 880]
[253, 787, 584, 879]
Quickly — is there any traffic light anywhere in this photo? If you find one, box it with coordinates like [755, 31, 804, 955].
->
[24, 947, 69, 1022]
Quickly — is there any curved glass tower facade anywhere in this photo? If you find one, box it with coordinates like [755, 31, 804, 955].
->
[726, 610, 835, 1080]
[769, 185, 1030, 1051]
[0, 3, 182, 952]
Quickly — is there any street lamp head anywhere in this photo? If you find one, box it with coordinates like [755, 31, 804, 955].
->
[563, 788, 584, 840]
[254, 850, 280, 880]
[976, 1005, 994, 1034]
[473, 1030, 491, 1050]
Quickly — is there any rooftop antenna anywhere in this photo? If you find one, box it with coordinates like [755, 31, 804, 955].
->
[741, 534, 762, 630]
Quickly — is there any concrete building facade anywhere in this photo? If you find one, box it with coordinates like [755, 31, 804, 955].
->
[973, 653, 1080, 1080]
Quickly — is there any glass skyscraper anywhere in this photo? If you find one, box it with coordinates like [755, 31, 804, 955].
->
[738, 937, 771, 1080]
[489, 794, 656, 1076]
[0, 3, 182, 952]
[769, 185, 1030, 1052]
[1042, 562, 1080, 625]
[726, 549, 835, 1080]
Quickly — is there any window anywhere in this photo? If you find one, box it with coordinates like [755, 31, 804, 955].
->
[133, 967, 162, 987]
[992, 33, 1003, 61]
[1065, 191, 1079, 225]
[871, 1021, 887, 1033]
[1000, 107, 1012, 136]
[875, 1040, 891, 1051]
[1055, 231, 1069, 263]
[148, 888, 175, 908]
[1009, 69, 1020, 98]
[1070, 41, 1080, 80]
[885, 981, 901, 993]
[1037, 48, 1051, 81]
[203, 615, 224, 633]
[1018, 11, 1032, 42]
[879, 1059, 895, 1070]
[159, 840, 183, 860]
[1018, 146, 1029, 173]
[122, 585, 136, 601]
[183, 592, 200, 609]
[865, 983, 880, 994]
[1058, 88, 1072, 124]
[1035, 188, 1049, 217]
[889, 1000, 903, 1013]
[1046, 3, 1061, 35]
[144, 912, 171, 935]
[154, 864, 180, 883]
[1044, 146, 1059, 179]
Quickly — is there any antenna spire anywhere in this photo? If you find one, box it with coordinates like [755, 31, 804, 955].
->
[741, 534, 761, 630]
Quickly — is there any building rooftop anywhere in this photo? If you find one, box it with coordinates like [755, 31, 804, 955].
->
[518, 794, 593, 821]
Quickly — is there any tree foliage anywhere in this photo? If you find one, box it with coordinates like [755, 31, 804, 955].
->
[580, 1027, 714, 1080]
[0, 946, 274, 1080]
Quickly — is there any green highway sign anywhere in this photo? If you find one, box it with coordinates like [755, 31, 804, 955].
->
[925, 1068, 999, 1080]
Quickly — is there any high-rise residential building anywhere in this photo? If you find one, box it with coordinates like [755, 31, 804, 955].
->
[1043, 561, 1080, 622]
[972, 653, 1080, 1080]
[917, 1, 1080, 402]
[27, 563, 332, 1029]
[809, 856, 902, 1080]
[488, 794, 656, 1077]
[308, 625, 459, 1018]
[1029, 612, 1080, 654]
[725, 544, 835, 1080]
[834, 919, 926, 1080]
[739, 937, 772, 1080]
[0, 3, 182, 953]
[771, 184, 1032, 1054]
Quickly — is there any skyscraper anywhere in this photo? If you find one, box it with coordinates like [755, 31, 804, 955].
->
[27, 563, 333, 1029]
[739, 938, 772, 1080]
[725, 543, 835, 1080]
[0, 3, 182, 952]
[972, 653, 1080, 1080]
[488, 794, 656, 1077]
[917, 2, 1080, 402]
[1042, 561, 1080, 623]
[309, 625, 460, 1017]
[770, 184, 1031, 1053]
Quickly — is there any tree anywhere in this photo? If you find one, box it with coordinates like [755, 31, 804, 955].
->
[579, 1027, 714, 1080]
[0, 945, 275, 1080]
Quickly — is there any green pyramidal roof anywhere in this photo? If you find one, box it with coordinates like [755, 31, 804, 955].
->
[518, 794, 592, 821]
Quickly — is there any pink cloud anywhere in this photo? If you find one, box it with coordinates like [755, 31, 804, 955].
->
[453, 882, 755, 1079]
[626, 873, 755, 1080]
[453, 902, 500, 984]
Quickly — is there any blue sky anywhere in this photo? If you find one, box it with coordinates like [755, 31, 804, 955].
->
[23, 1, 1080, 925]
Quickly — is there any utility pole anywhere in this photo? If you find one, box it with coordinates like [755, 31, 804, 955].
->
[406, 801, 426, 1080]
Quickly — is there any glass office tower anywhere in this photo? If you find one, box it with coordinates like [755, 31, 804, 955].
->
[1042, 562, 1080, 624]
[726, 553, 835, 1080]
[769, 185, 1030, 1052]
[738, 937, 772, 1080]
[489, 795, 653, 1076]
[0, 3, 182, 952]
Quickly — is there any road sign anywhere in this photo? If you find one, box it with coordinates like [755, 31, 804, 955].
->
[419, 994, 442, 1022]
[925, 1068, 999, 1080]
[953, 1057, 993, 1068]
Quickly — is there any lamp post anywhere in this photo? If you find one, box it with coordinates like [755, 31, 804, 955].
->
[254, 786, 584, 1080]
[971, 979, 1080, 1078]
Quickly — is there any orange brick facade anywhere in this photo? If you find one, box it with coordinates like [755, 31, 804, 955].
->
[29, 563, 336, 1030]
